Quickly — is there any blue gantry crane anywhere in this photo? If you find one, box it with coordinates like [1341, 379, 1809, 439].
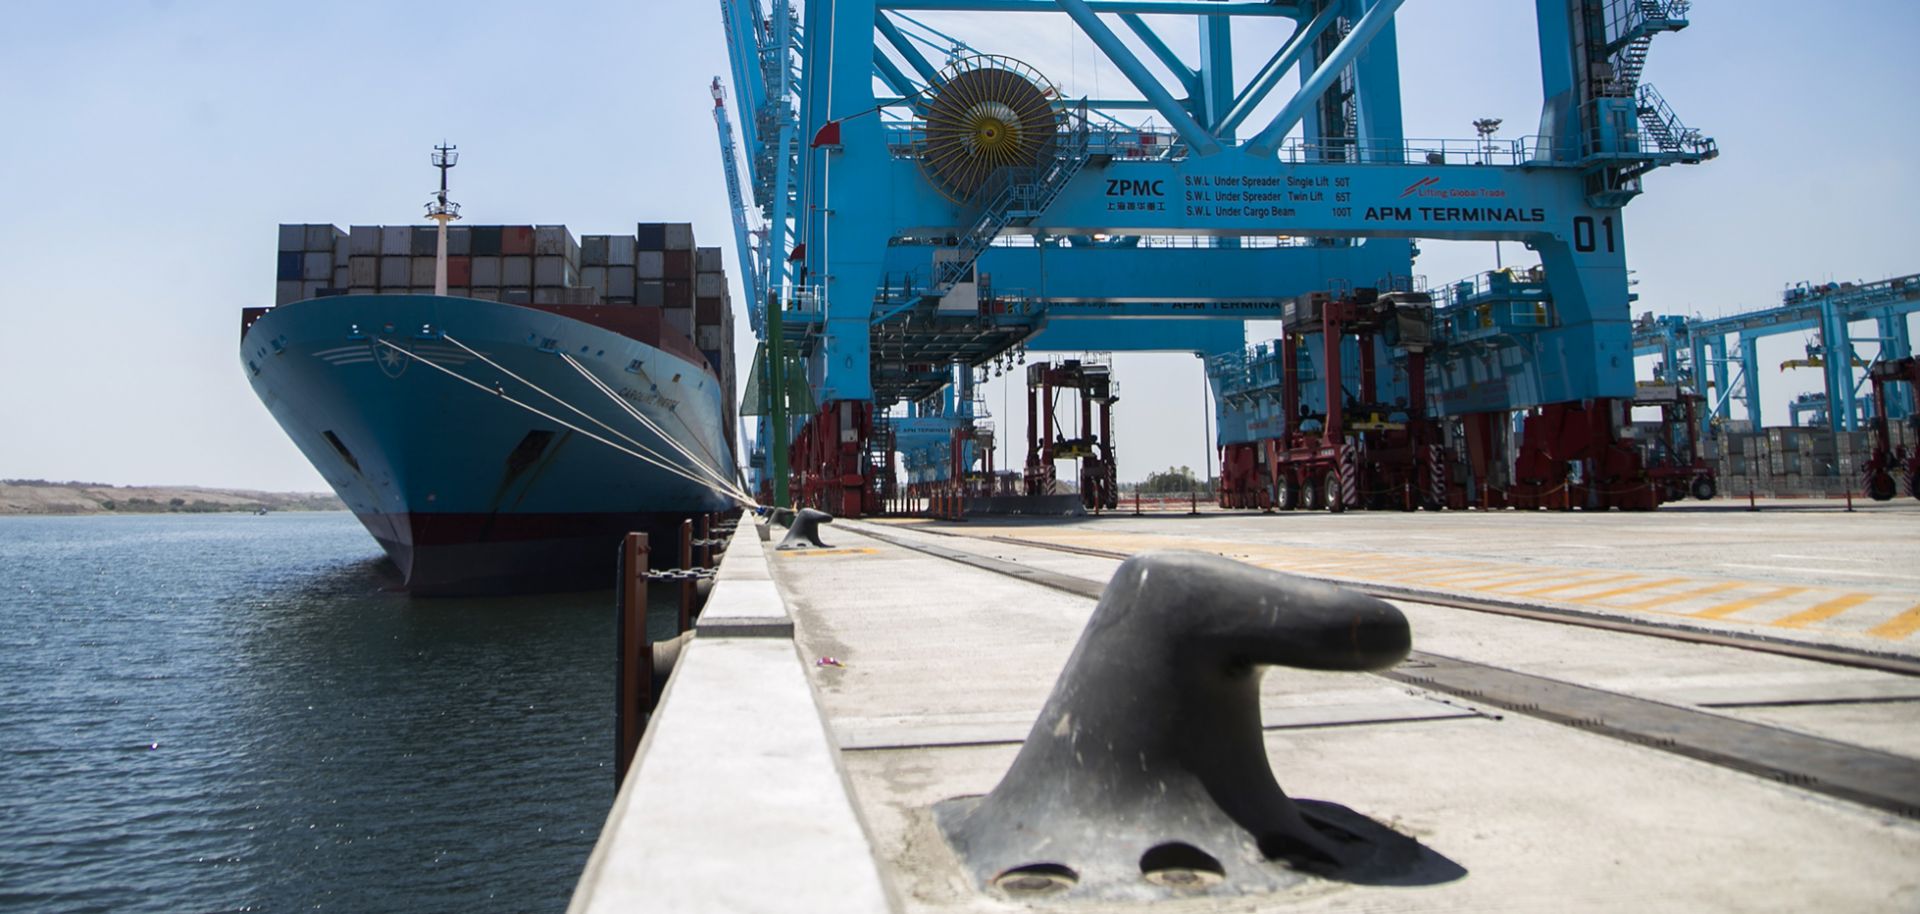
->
[1631, 272, 1920, 433]
[718, 0, 1715, 515]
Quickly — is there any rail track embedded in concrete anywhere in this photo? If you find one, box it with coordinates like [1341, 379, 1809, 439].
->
[842, 520, 1920, 820]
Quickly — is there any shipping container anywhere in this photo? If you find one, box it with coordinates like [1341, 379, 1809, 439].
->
[502, 289, 532, 304]
[607, 235, 636, 267]
[301, 280, 328, 300]
[636, 250, 665, 280]
[582, 266, 608, 295]
[533, 255, 573, 287]
[470, 288, 502, 301]
[448, 226, 471, 257]
[381, 226, 411, 256]
[635, 223, 667, 250]
[409, 256, 437, 287]
[694, 272, 726, 297]
[503, 256, 533, 287]
[470, 225, 503, 256]
[533, 225, 577, 259]
[301, 251, 332, 281]
[664, 250, 693, 280]
[277, 251, 303, 281]
[501, 225, 535, 255]
[636, 281, 665, 307]
[695, 296, 727, 325]
[695, 246, 723, 272]
[447, 255, 472, 287]
[380, 257, 410, 289]
[275, 279, 303, 305]
[333, 264, 350, 289]
[582, 235, 610, 266]
[696, 325, 727, 351]
[411, 226, 438, 257]
[278, 224, 305, 251]
[607, 265, 636, 298]
[349, 255, 378, 288]
[663, 223, 695, 251]
[305, 224, 342, 252]
[349, 225, 383, 256]
[664, 280, 691, 307]
[470, 256, 502, 287]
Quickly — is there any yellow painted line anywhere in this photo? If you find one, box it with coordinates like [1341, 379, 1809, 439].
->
[1867, 603, 1920, 641]
[1466, 572, 1586, 592]
[1688, 586, 1810, 620]
[1771, 593, 1875, 630]
[1504, 573, 1641, 597]
[1616, 580, 1744, 612]
[1416, 568, 1547, 585]
[1571, 577, 1694, 603]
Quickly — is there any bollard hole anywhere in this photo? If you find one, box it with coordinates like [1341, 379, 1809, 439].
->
[1139, 842, 1224, 889]
[992, 862, 1077, 895]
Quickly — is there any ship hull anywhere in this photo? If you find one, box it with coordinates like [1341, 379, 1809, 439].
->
[242, 294, 737, 595]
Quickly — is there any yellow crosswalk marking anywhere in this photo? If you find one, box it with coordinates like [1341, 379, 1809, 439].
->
[1572, 577, 1693, 603]
[1771, 593, 1875, 629]
[1867, 603, 1920, 640]
[1471, 573, 1592, 592]
[1506, 573, 1641, 597]
[1617, 581, 1744, 611]
[1690, 586, 1810, 620]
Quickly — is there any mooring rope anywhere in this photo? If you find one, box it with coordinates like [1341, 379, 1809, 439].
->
[432, 334, 755, 506]
[556, 351, 752, 503]
[373, 339, 759, 508]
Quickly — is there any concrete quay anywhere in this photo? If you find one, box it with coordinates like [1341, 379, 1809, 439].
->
[573, 501, 1920, 912]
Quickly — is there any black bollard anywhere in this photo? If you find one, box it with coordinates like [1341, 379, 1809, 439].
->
[937, 551, 1432, 899]
[776, 507, 834, 550]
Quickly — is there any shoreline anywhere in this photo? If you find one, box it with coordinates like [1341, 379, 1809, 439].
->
[1, 481, 344, 516]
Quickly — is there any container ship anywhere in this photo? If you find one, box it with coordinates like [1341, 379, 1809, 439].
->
[241, 211, 742, 595]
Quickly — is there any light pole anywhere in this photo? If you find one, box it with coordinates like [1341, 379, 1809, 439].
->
[1474, 118, 1503, 270]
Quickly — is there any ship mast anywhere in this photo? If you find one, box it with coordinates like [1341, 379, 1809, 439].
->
[426, 143, 460, 296]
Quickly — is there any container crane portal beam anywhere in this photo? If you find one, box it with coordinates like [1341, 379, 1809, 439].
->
[1631, 272, 1920, 431]
[724, 0, 1715, 515]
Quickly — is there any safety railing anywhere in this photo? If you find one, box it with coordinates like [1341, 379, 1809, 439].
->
[1275, 136, 1566, 166]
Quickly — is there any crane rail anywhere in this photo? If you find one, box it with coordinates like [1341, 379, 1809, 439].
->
[836, 519, 1920, 819]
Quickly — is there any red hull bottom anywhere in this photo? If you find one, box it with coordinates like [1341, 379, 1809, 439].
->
[359, 511, 709, 596]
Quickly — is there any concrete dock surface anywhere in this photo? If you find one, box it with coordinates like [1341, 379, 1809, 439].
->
[576, 500, 1920, 912]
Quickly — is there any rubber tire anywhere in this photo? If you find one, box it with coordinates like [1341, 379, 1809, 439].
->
[1325, 471, 1346, 514]
[1867, 471, 1896, 502]
[1303, 477, 1324, 512]
[1276, 476, 1299, 511]
[1691, 476, 1716, 501]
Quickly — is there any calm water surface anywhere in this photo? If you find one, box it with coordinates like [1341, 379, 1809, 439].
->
[0, 513, 660, 913]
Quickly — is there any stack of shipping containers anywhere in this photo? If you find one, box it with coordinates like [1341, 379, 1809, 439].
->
[274, 224, 347, 305]
[274, 221, 739, 453]
[1715, 425, 1912, 497]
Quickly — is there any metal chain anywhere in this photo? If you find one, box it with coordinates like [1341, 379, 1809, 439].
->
[639, 567, 718, 582]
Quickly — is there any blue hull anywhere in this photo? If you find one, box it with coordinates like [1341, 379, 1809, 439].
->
[242, 295, 737, 594]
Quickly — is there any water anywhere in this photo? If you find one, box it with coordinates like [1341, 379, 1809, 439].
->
[0, 513, 671, 913]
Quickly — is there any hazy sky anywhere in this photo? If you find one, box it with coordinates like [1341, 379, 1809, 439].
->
[2, 1, 1915, 491]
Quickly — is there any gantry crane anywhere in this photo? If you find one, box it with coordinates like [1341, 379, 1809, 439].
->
[718, 0, 1715, 516]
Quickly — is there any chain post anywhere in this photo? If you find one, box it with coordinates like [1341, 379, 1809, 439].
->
[615, 532, 650, 786]
[679, 518, 695, 633]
